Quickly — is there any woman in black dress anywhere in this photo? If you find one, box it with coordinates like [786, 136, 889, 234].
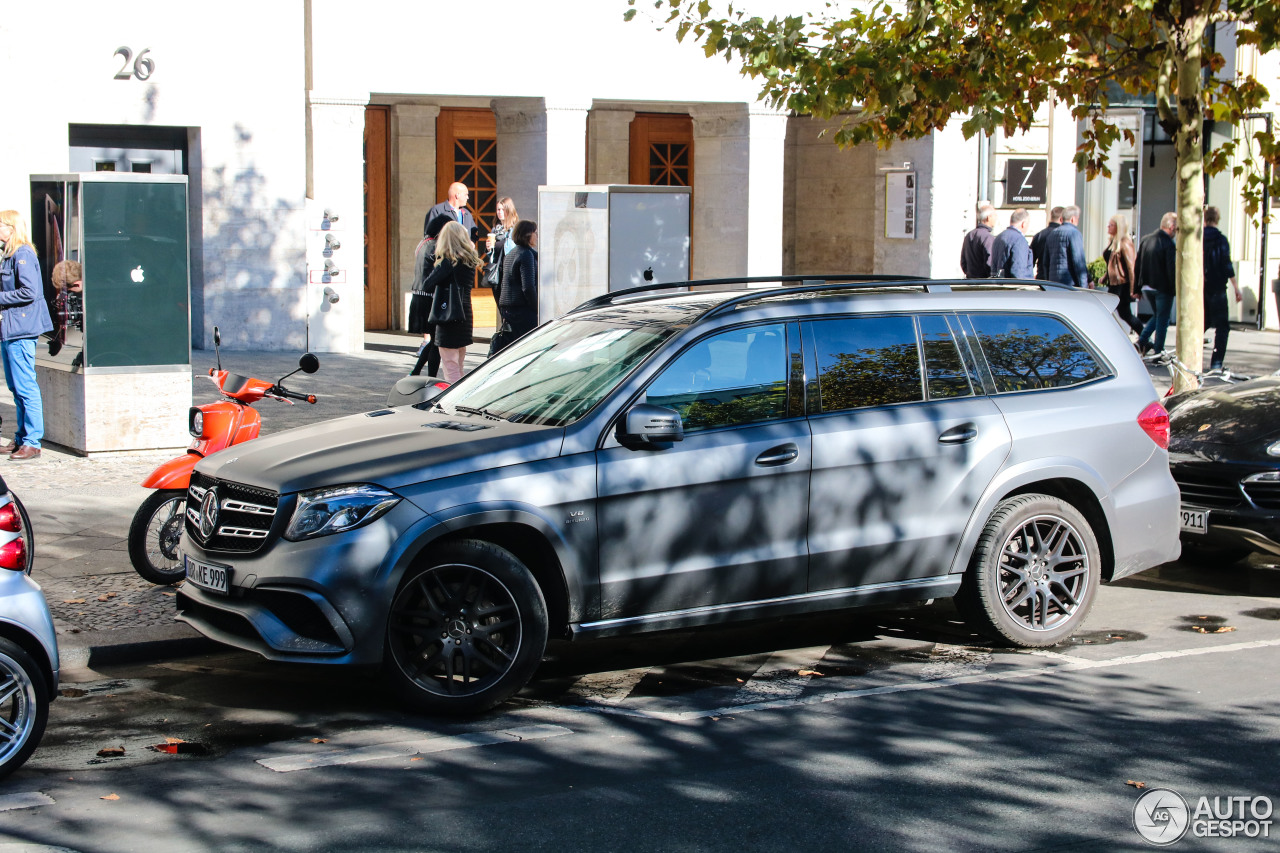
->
[422, 221, 481, 382]
[409, 213, 453, 376]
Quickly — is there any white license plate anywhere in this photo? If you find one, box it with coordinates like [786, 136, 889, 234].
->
[185, 555, 230, 594]
[1179, 507, 1208, 534]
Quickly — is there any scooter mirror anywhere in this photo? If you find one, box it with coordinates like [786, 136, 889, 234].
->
[299, 353, 320, 374]
[213, 326, 221, 347]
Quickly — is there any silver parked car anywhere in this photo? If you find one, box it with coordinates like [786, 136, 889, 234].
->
[176, 277, 1181, 714]
[0, 474, 58, 779]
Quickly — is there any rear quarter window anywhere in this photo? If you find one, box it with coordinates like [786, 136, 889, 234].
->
[967, 313, 1107, 393]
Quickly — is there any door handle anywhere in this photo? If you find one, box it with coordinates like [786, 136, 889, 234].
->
[938, 424, 978, 444]
[756, 443, 799, 466]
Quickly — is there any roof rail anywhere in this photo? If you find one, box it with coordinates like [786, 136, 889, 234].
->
[566, 274, 1078, 315]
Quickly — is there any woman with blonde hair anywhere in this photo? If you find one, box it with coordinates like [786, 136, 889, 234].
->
[422, 220, 482, 382]
[0, 210, 54, 460]
[1103, 213, 1142, 336]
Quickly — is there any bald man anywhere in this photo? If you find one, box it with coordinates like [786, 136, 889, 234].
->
[423, 182, 477, 240]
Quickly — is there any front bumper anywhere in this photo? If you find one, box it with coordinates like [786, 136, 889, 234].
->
[1179, 504, 1280, 556]
[1171, 457, 1280, 557]
[176, 499, 429, 666]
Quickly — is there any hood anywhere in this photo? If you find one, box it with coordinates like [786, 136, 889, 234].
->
[1168, 376, 1280, 447]
[194, 405, 565, 494]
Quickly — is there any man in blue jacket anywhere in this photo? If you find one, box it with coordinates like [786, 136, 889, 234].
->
[0, 211, 55, 461]
[990, 209, 1034, 279]
[1041, 205, 1088, 288]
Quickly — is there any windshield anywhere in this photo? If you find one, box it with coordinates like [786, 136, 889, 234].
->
[430, 315, 680, 426]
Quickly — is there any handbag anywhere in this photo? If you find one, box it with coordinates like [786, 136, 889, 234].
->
[427, 277, 466, 325]
[483, 259, 501, 287]
[488, 322, 515, 357]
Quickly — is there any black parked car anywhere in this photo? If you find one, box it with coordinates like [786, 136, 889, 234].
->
[1167, 374, 1280, 565]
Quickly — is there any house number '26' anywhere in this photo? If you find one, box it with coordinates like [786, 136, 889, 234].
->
[113, 47, 154, 81]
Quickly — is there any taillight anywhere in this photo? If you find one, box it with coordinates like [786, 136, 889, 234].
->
[1138, 401, 1170, 449]
[0, 537, 25, 571]
[0, 503, 20, 533]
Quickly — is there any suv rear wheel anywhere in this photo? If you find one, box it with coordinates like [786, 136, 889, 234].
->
[385, 540, 548, 715]
[957, 494, 1100, 647]
[0, 637, 49, 780]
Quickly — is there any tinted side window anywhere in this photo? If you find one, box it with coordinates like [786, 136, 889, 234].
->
[646, 324, 788, 431]
[810, 315, 923, 413]
[968, 313, 1105, 393]
[918, 314, 974, 399]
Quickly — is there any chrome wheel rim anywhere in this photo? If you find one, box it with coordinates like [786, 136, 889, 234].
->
[147, 497, 186, 571]
[0, 652, 39, 767]
[389, 564, 522, 698]
[997, 514, 1090, 632]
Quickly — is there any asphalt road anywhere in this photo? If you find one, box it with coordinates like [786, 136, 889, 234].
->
[0, 558, 1277, 852]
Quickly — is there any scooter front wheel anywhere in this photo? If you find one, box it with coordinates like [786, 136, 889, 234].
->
[128, 489, 188, 585]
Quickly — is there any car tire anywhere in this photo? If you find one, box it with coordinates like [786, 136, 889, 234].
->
[1178, 540, 1250, 568]
[128, 490, 188, 585]
[956, 494, 1101, 648]
[0, 637, 49, 781]
[385, 539, 548, 716]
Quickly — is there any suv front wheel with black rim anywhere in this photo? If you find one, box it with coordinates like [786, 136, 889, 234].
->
[957, 494, 1101, 647]
[385, 539, 548, 715]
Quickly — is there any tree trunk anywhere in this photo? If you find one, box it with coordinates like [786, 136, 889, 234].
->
[1173, 15, 1207, 393]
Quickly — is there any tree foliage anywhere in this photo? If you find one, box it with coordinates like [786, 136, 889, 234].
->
[627, 0, 1280, 386]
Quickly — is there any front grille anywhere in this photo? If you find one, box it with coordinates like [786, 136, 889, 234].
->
[187, 471, 280, 553]
[1243, 481, 1280, 510]
[1172, 470, 1244, 509]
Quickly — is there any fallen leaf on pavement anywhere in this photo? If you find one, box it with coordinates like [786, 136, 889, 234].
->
[60, 688, 87, 698]
[100, 794, 120, 801]
[798, 670, 823, 677]
[96, 747, 125, 758]
[165, 737, 185, 745]
[1127, 780, 1147, 789]
[411, 757, 422, 762]
[1191, 625, 1236, 634]
[162, 592, 176, 597]
[310, 738, 328, 744]
[63, 599, 85, 604]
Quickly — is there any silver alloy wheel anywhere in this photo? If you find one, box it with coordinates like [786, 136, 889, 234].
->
[0, 649, 40, 769]
[996, 514, 1091, 632]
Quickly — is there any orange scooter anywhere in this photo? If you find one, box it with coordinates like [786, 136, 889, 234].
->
[128, 327, 319, 584]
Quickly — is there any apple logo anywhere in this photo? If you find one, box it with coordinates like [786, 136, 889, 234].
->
[130, 265, 145, 283]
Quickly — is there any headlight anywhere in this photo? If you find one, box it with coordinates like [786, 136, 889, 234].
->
[189, 408, 204, 438]
[1267, 440, 1280, 458]
[284, 485, 401, 541]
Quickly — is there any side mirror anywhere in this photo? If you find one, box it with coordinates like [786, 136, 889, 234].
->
[299, 353, 320, 374]
[213, 326, 221, 347]
[618, 404, 684, 448]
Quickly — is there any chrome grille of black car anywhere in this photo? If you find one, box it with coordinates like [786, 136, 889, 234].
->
[186, 471, 280, 553]
[1243, 481, 1280, 510]
[1172, 471, 1243, 509]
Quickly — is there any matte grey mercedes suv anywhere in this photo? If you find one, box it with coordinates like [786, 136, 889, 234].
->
[176, 276, 1180, 714]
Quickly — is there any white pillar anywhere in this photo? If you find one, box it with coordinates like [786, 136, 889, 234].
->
[307, 93, 367, 353]
[545, 98, 591, 185]
[746, 105, 789, 277]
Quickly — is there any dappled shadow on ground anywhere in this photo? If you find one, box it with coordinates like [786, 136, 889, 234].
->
[3, 600, 1276, 852]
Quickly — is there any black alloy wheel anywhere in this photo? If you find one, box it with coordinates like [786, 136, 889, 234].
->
[957, 494, 1101, 647]
[386, 539, 548, 715]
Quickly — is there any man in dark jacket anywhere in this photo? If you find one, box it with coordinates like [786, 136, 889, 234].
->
[423, 182, 477, 240]
[1135, 212, 1179, 357]
[960, 205, 997, 278]
[1202, 206, 1241, 371]
[1030, 206, 1064, 280]
[990, 209, 1033, 279]
[1041, 205, 1088, 288]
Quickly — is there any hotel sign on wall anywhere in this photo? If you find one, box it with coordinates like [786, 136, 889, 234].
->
[1004, 159, 1047, 206]
[113, 47, 155, 81]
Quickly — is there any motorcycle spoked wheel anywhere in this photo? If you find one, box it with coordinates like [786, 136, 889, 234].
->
[128, 489, 188, 585]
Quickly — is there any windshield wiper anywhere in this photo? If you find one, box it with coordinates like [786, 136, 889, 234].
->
[452, 404, 505, 421]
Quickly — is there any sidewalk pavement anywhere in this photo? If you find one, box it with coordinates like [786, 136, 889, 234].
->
[1, 323, 1277, 671]
[0, 329, 494, 670]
